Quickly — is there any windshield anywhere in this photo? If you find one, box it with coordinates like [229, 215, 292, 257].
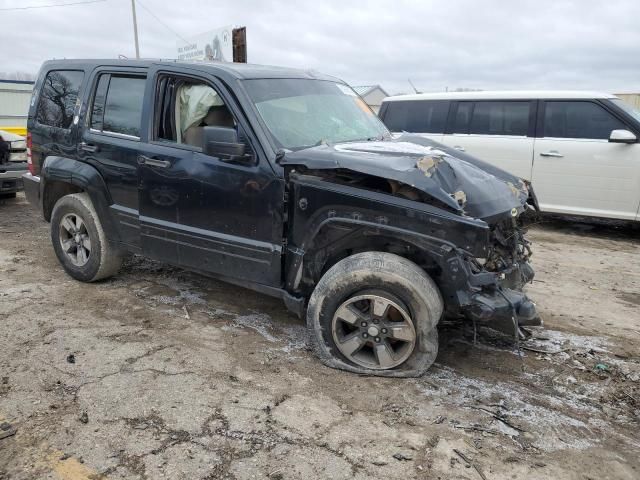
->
[243, 79, 390, 151]
[611, 98, 640, 123]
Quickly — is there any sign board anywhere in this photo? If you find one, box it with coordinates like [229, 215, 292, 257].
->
[176, 26, 245, 62]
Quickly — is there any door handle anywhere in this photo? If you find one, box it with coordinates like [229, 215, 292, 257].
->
[539, 151, 563, 158]
[453, 145, 466, 152]
[138, 155, 171, 168]
[79, 142, 98, 153]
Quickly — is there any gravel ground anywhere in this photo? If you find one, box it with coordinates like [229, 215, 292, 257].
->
[1, 192, 639, 480]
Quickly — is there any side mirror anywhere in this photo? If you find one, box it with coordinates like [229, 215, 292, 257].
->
[609, 129, 637, 144]
[203, 126, 254, 164]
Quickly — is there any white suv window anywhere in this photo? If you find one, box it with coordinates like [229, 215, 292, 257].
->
[382, 100, 449, 133]
[543, 101, 625, 139]
[455, 101, 529, 136]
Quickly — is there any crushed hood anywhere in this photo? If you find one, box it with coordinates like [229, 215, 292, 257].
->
[281, 134, 529, 220]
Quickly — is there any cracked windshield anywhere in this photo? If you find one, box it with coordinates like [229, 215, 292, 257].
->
[244, 78, 389, 151]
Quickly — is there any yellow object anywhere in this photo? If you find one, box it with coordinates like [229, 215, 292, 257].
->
[0, 126, 27, 136]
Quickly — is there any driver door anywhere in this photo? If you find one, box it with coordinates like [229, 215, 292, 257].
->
[138, 69, 284, 285]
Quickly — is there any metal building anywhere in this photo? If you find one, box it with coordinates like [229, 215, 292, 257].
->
[0, 80, 34, 136]
[615, 93, 640, 110]
[351, 85, 389, 114]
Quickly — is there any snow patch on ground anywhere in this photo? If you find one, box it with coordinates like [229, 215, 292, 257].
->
[526, 328, 611, 352]
[417, 365, 598, 451]
[279, 324, 310, 354]
[226, 313, 279, 342]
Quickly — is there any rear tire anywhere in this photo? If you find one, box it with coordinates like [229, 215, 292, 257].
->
[306, 252, 443, 377]
[50, 193, 122, 282]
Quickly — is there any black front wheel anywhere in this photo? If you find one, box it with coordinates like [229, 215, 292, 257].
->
[307, 252, 443, 377]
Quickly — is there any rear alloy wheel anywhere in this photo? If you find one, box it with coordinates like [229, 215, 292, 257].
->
[50, 193, 123, 282]
[307, 252, 443, 377]
[58, 213, 92, 267]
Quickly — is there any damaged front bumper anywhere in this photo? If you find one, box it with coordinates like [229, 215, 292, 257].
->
[463, 262, 541, 339]
[441, 225, 541, 339]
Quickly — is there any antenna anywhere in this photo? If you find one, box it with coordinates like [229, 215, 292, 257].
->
[408, 79, 420, 94]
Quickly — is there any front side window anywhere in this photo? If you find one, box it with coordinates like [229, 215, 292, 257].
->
[154, 75, 236, 148]
[468, 101, 530, 136]
[243, 79, 389, 151]
[382, 100, 449, 133]
[90, 74, 146, 137]
[543, 101, 626, 139]
[36, 70, 84, 129]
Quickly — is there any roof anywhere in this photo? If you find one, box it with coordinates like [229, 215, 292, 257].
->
[384, 90, 618, 102]
[0, 79, 35, 85]
[39, 59, 340, 82]
[352, 85, 389, 97]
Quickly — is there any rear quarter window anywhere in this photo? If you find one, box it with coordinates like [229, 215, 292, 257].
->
[35, 70, 84, 129]
[381, 100, 449, 133]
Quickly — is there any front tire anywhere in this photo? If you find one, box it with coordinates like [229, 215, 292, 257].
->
[307, 252, 443, 377]
[50, 193, 122, 282]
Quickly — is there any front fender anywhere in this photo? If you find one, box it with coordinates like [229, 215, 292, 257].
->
[284, 173, 491, 292]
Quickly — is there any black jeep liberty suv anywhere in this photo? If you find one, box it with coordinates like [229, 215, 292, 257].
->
[23, 60, 540, 376]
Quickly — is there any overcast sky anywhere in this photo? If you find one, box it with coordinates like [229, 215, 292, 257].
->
[1, 0, 638, 94]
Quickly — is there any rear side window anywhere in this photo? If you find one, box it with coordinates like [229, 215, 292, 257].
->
[382, 100, 449, 133]
[90, 74, 146, 138]
[36, 70, 84, 129]
[466, 101, 530, 136]
[543, 101, 626, 139]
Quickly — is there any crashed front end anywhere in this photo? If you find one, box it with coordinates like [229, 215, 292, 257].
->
[282, 134, 541, 338]
[405, 139, 542, 338]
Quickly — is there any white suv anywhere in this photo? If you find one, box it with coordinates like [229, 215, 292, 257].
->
[379, 91, 640, 222]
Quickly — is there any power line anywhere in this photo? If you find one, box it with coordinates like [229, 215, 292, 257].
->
[135, 0, 190, 45]
[0, 0, 106, 11]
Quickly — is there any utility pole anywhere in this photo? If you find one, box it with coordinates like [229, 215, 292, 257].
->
[131, 0, 140, 59]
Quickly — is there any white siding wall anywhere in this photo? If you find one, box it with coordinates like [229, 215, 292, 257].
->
[362, 88, 388, 114]
[0, 82, 34, 128]
[615, 93, 640, 110]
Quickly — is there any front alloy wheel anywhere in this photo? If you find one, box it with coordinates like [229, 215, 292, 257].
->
[332, 293, 416, 370]
[307, 252, 443, 377]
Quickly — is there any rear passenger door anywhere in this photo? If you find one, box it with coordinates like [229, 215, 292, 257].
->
[379, 100, 449, 141]
[78, 67, 148, 249]
[441, 100, 535, 180]
[532, 100, 640, 220]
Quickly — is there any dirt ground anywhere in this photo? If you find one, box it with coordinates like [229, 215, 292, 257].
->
[1, 192, 639, 480]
